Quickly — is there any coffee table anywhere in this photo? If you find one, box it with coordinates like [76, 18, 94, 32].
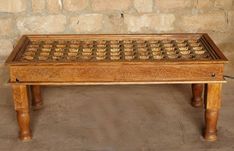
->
[5, 34, 228, 141]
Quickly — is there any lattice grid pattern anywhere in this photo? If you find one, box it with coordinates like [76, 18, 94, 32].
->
[19, 39, 211, 62]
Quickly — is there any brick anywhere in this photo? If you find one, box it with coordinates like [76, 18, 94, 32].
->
[0, 18, 14, 36]
[47, 0, 62, 13]
[181, 11, 227, 32]
[156, 14, 176, 31]
[0, 39, 13, 58]
[134, 0, 153, 13]
[0, 0, 26, 13]
[228, 10, 234, 30]
[70, 14, 103, 33]
[92, 0, 131, 11]
[32, 0, 46, 13]
[103, 14, 124, 33]
[124, 15, 146, 32]
[124, 14, 175, 32]
[215, 0, 233, 9]
[155, 0, 193, 11]
[208, 32, 234, 45]
[17, 15, 66, 34]
[63, 0, 88, 12]
[196, 0, 213, 9]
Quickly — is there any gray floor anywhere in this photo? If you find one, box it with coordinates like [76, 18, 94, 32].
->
[0, 43, 234, 151]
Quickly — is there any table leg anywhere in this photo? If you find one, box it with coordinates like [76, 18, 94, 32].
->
[31, 85, 43, 110]
[204, 83, 222, 141]
[12, 85, 32, 141]
[191, 84, 203, 107]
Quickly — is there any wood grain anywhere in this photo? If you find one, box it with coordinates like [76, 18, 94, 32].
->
[204, 83, 222, 141]
[31, 85, 43, 110]
[12, 85, 32, 141]
[191, 84, 204, 107]
[9, 64, 224, 83]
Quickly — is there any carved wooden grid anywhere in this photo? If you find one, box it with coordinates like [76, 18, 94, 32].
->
[19, 39, 212, 62]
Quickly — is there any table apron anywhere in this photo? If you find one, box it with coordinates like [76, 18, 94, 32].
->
[9, 64, 224, 83]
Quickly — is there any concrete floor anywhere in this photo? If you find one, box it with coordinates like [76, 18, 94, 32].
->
[0, 44, 234, 151]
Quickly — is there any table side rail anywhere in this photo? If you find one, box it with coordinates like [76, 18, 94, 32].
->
[9, 64, 225, 83]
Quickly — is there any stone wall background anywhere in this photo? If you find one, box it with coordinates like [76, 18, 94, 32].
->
[0, 0, 234, 62]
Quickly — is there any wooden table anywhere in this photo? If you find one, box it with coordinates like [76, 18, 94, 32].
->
[5, 34, 228, 142]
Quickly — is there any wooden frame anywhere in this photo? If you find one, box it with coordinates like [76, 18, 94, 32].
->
[5, 34, 228, 141]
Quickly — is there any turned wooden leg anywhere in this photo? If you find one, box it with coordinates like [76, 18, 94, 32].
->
[191, 84, 204, 107]
[31, 85, 43, 110]
[204, 83, 222, 141]
[12, 85, 32, 141]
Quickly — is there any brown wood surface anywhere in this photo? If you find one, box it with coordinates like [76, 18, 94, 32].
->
[204, 83, 222, 141]
[12, 85, 32, 141]
[191, 84, 204, 107]
[31, 85, 43, 110]
[5, 33, 228, 65]
[9, 63, 224, 83]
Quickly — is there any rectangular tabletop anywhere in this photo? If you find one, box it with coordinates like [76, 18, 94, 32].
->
[6, 34, 228, 84]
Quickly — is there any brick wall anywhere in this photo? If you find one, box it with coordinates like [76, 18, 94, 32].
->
[0, 0, 233, 62]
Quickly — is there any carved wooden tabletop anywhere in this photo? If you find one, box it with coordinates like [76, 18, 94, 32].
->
[18, 38, 213, 62]
[7, 34, 226, 64]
